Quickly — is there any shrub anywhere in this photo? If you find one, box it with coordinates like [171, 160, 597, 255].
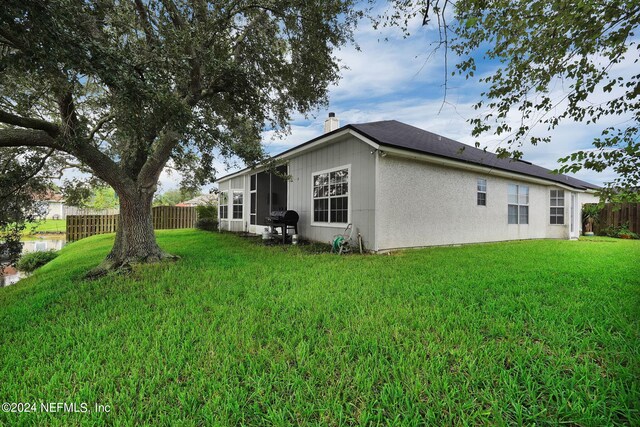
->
[195, 218, 218, 232]
[600, 224, 639, 239]
[196, 204, 217, 220]
[16, 250, 58, 272]
[582, 204, 601, 233]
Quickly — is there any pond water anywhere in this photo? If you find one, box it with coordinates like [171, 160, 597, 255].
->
[1, 235, 66, 287]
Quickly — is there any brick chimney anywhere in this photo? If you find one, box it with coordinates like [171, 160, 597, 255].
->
[324, 112, 340, 134]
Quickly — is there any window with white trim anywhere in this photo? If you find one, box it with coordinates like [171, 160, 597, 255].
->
[550, 189, 565, 225]
[219, 191, 228, 219]
[508, 184, 529, 224]
[312, 166, 349, 224]
[232, 191, 243, 219]
[477, 178, 487, 206]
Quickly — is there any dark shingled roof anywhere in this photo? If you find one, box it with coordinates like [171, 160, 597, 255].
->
[348, 120, 599, 190]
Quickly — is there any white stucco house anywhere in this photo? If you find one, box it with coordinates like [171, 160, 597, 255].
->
[217, 115, 599, 251]
[37, 193, 67, 220]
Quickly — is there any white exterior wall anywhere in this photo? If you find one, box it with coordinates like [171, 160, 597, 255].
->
[287, 136, 376, 249]
[45, 202, 65, 219]
[375, 155, 581, 250]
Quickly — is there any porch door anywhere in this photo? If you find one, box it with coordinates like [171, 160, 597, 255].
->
[249, 166, 288, 234]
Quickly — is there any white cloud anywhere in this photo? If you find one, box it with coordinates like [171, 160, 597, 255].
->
[328, 24, 445, 103]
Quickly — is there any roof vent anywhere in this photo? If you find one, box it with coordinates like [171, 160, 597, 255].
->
[324, 112, 340, 134]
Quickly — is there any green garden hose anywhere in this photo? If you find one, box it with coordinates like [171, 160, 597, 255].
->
[332, 236, 345, 253]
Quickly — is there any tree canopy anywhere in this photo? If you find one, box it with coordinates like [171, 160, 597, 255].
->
[0, 0, 359, 273]
[376, 0, 640, 199]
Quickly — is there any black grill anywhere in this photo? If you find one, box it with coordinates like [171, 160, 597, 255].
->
[266, 210, 299, 243]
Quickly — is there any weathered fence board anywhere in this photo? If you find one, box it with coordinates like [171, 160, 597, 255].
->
[66, 206, 197, 242]
[585, 203, 640, 235]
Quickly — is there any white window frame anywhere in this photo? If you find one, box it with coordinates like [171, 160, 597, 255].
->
[550, 189, 565, 225]
[311, 164, 351, 227]
[477, 178, 487, 206]
[219, 191, 228, 220]
[230, 189, 243, 221]
[250, 174, 257, 226]
[508, 184, 529, 225]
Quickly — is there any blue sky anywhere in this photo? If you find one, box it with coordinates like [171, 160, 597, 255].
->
[158, 15, 631, 192]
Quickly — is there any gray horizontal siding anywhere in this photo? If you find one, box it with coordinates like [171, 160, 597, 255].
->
[287, 136, 376, 250]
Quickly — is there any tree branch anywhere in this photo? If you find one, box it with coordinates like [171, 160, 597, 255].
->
[0, 29, 25, 51]
[89, 113, 115, 139]
[57, 90, 80, 137]
[0, 127, 134, 194]
[0, 110, 60, 137]
[0, 128, 60, 148]
[71, 141, 137, 193]
[133, 0, 157, 44]
[1, 148, 56, 200]
[232, 12, 267, 61]
[137, 131, 180, 188]
[161, 0, 185, 28]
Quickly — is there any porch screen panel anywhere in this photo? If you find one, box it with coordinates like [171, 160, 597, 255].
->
[250, 192, 256, 225]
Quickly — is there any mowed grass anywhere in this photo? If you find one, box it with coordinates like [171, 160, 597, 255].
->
[0, 230, 638, 426]
[23, 219, 66, 234]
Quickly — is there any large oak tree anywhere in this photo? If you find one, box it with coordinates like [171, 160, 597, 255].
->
[0, 1, 358, 274]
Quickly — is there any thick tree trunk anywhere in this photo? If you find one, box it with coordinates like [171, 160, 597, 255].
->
[86, 187, 176, 277]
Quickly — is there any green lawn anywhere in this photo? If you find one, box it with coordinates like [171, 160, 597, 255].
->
[23, 219, 66, 234]
[1, 231, 638, 426]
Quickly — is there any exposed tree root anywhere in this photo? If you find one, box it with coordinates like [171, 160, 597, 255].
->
[84, 251, 179, 280]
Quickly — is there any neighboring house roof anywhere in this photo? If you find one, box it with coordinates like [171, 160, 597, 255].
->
[219, 120, 599, 191]
[34, 192, 65, 202]
[179, 194, 218, 206]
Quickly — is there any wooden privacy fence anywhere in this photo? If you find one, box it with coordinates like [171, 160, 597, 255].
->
[66, 206, 197, 242]
[585, 203, 640, 235]
[152, 205, 197, 230]
[66, 214, 119, 242]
